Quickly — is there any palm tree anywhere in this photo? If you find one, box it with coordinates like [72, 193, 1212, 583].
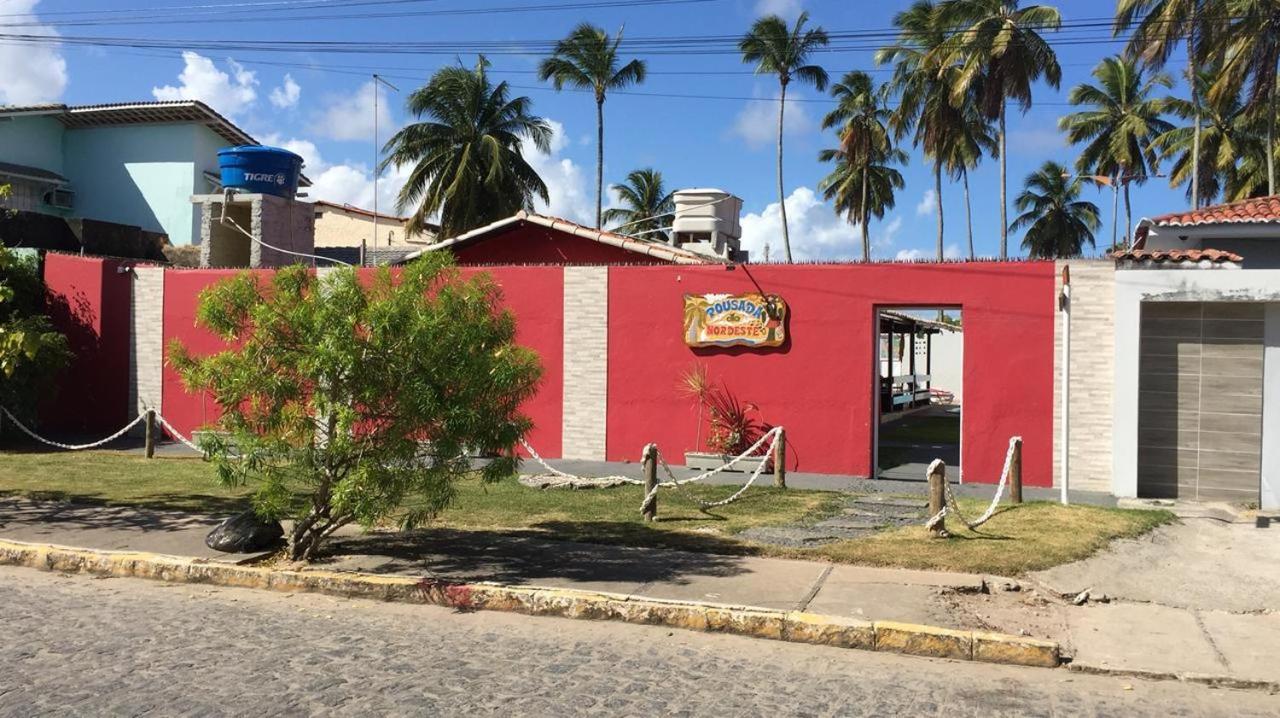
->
[538, 23, 646, 229]
[1059, 55, 1173, 249]
[1206, 0, 1280, 195]
[1011, 161, 1101, 258]
[941, 104, 997, 259]
[819, 147, 907, 259]
[602, 168, 674, 240]
[383, 57, 551, 238]
[1155, 66, 1270, 204]
[934, 0, 1062, 259]
[740, 11, 830, 263]
[821, 71, 895, 260]
[1114, 0, 1223, 208]
[880, 0, 962, 259]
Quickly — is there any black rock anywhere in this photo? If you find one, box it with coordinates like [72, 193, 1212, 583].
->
[205, 511, 284, 553]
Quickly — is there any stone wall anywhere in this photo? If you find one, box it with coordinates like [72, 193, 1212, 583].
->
[561, 266, 608, 460]
[1053, 260, 1115, 493]
[127, 267, 165, 434]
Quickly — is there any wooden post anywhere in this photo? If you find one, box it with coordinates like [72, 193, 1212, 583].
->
[144, 409, 156, 459]
[773, 428, 786, 489]
[927, 459, 946, 537]
[1009, 438, 1023, 504]
[641, 444, 658, 522]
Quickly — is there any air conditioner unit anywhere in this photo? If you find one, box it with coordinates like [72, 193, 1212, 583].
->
[43, 188, 74, 210]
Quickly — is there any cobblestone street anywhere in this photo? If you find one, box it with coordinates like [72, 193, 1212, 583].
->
[0, 566, 1274, 717]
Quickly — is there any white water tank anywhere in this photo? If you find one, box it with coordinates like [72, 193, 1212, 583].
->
[671, 188, 746, 261]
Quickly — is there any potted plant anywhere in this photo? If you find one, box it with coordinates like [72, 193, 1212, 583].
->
[680, 364, 774, 473]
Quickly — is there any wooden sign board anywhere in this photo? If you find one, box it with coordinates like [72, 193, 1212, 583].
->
[683, 293, 787, 348]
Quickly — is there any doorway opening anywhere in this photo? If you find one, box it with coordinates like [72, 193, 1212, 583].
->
[874, 307, 963, 481]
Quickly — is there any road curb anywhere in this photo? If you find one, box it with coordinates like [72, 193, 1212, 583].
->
[0, 538, 1059, 668]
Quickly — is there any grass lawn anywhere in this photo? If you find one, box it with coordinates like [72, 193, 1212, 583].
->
[0, 449, 1174, 575]
[880, 414, 960, 445]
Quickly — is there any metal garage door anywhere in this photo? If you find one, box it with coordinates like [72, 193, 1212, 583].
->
[1137, 302, 1264, 502]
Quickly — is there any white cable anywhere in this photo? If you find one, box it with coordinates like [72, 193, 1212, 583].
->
[518, 437, 642, 485]
[0, 406, 144, 450]
[218, 190, 352, 267]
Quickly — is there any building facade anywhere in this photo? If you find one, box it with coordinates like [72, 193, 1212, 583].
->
[0, 101, 308, 247]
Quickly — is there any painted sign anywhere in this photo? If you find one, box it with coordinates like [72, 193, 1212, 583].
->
[683, 293, 787, 348]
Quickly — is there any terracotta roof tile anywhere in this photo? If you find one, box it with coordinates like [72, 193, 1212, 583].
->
[1111, 248, 1242, 264]
[1149, 195, 1280, 227]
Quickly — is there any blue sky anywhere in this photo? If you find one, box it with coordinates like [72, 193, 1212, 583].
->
[2, 0, 1198, 259]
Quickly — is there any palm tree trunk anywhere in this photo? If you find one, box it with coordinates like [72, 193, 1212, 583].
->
[934, 160, 945, 261]
[860, 160, 870, 262]
[1270, 75, 1277, 197]
[1111, 176, 1119, 251]
[595, 97, 604, 229]
[962, 167, 974, 260]
[777, 81, 792, 262]
[1189, 8, 1201, 209]
[1123, 180, 1132, 249]
[999, 105, 1008, 259]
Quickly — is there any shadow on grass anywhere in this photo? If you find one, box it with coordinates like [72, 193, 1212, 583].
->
[0, 492, 248, 530]
[316, 522, 759, 587]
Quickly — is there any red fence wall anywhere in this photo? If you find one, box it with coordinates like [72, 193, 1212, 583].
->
[453, 225, 670, 265]
[158, 266, 566, 457]
[605, 262, 1057, 486]
[41, 253, 132, 432]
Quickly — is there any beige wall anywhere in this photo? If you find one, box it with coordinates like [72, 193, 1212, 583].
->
[1053, 259, 1115, 493]
[313, 206, 428, 248]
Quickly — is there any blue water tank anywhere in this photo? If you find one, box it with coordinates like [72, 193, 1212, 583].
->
[217, 145, 303, 198]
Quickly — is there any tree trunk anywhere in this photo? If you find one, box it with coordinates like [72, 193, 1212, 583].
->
[777, 81, 792, 263]
[1189, 8, 1201, 209]
[962, 167, 975, 260]
[1270, 75, 1277, 197]
[999, 105, 1008, 259]
[595, 96, 605, 229]
[860, 159, 870, 261]
[1111, 175, 1120, 251]
[1124, 180, 1133, 249]
[934, 161, 945, 261]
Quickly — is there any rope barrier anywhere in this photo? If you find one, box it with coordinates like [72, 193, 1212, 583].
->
[519, 428, 783, 512]
[0, 406, 204, 454]
[647, 426, 782, 511]
[1, 406, 145, 450]
[924, 436, 1021, 531]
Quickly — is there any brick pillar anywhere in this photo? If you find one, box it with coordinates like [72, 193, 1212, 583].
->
[561, 266, 608, 460]
[128, 266, 165, 433]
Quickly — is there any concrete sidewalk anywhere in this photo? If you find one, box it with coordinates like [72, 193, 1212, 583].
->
[1, 496, 1277, 689]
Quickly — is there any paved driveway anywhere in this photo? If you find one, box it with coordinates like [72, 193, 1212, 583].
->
[1031, 516, 1280, 613]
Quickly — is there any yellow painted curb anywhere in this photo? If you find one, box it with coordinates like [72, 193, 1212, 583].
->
[0, 539, 1058, 668]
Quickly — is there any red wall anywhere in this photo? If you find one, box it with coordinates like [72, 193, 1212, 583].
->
[41, 253, 132, 432]
[452, 224, 670, 266]
[605, 263, 1057, 486]
[159, 266, 565, 456]
[161, 268, 243, 437]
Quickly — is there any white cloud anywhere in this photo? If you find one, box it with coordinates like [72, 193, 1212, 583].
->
[260, 133, 408, 216]
[152, 52, 258, 117]
[755, 0, 802, 19]
[268, 74, 301, 109]
[915, 189, 937, 216]
[312, 80, 392, 142]
[730, 93, 814, 149]
[895, 243, 962, 262]
[740, 186, 905, 261]
[523, 119, 597, 225]
[0, 1, 67, 104]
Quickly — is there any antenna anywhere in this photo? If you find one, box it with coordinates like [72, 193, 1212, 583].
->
[372, 73, 400, 257]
